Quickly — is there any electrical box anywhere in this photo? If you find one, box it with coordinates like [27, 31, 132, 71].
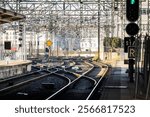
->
[4, 41, 11, 50]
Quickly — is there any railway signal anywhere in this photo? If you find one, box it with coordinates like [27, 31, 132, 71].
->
[126, 0, 139, 82]
[18, 22, 24, 50]
[126, 0, 139, 22]
[18, 24, 23, 41]
[126, 0, 139, 36]
[126, 23, 139, 36]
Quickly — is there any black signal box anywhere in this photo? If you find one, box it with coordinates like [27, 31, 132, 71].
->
[4, 41, 11, 50]
[126, 0, 139, 22]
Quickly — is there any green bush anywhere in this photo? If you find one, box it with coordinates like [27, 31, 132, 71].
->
[104, 37, 122, 48]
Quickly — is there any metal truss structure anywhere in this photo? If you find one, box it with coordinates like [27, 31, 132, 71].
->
[0, 0, 126, 59]
[0, 0, 125, 36]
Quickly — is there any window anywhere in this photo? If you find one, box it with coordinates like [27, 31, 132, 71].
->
[141, 8, 147, 15]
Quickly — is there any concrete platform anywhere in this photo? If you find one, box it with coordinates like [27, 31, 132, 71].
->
[0, 60, 31, 67]
[100, 61, 135, 100]
[0, 60, 32, 79]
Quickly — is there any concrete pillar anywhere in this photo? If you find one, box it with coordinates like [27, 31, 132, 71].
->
[23, 22, 27, 60]
[0, 26, 3, 60]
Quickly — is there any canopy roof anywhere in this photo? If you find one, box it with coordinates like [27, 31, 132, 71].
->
[0, 7, 25, 24]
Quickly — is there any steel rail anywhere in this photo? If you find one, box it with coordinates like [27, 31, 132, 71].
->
[86, 62, 109, 100]
[0, 72, 71, 98]
[46, 61, 97, 100]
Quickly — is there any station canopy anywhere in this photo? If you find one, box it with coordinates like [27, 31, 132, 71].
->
[0, 7, 25, 24]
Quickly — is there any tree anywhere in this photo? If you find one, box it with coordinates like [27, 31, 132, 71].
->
[104, 37, 122, 49]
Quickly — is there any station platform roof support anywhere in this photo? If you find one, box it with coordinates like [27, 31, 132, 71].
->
[0, 7, 30, 79]
[0, 7, 26, 61]
[0, 7, 25, 24]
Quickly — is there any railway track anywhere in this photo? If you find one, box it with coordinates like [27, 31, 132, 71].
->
[0, 60, 77, 100]
[56, 70, 78, 81]
[48, 68, 58, 73]
[85, 63, 101, 78]
[46, 75, 96, 100]
[86, 62, 109, 100]
[46, 61, 109, 100]
[0, 70, 49, 90]
[0, 72, 71, 100]
[0, 59, 109, 100]
[65, 61, 92, 75]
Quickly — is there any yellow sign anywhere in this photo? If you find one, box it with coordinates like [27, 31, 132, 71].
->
[46, 40, 53, 47]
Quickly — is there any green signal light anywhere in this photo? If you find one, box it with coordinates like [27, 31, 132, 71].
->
[131, 0, 135, 4]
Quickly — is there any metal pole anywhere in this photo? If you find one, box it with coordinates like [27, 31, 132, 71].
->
[148, 0, 150, 35]
[0, 26, 3, 60]
[98, 0, 101, 60]
[146, 65, 150, 99]
[23, 22, 26, 60]
[34, 32, 36, 57]
[79, 1, 83, 57]
[49, 47, 51, 57]
[110, 0, 115, 60]
[134, 9, 141, 97]
[57, 41, 59, 57]
[37, 34, 39, 58]
[146, 38, 150, 99]
[46, 31, 49, 57]
[134, 0, 142, 97]
[134, 36, 139, 98]
[144, 36, 148, 95]
[134, 1, 142, 99]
